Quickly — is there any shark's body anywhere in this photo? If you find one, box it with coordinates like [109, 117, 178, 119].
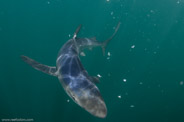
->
[21, 23, 120, 118]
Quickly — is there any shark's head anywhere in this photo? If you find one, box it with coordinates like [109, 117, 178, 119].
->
[76, 88, 107, 118]
[66, 84, 107, 118]
[59, 59, 107, 118]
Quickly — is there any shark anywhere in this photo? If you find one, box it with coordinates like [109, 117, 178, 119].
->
[21, 22, 120, 118]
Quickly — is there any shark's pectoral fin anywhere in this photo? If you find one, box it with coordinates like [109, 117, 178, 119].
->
[89, 76, 100, 84]
[21, 55, 58, 76]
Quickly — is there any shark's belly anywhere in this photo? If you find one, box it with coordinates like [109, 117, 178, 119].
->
[56, 53, 106, 118]
[60, 74, 100, 102]
[57, 51, 85, 83]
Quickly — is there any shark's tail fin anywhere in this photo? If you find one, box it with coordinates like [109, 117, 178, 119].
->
[101, 22, 121, 55]
[21, 55, 58, 76]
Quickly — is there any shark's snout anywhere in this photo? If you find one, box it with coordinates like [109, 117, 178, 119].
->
[77, 94, 107, 118]
[91, 100, 107, 118]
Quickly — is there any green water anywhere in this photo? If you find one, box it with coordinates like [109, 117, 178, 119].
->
[1, 0, 184, 122]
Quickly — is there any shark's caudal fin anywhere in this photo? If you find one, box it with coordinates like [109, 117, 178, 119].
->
[21, 55, 58, 76]
[102, 22, 121, 55]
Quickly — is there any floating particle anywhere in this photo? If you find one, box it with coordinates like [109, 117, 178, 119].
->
[177, 1, 180, 4]
[80, 52, 86, 56]
[118, 95, 121, 99]
[97, 74, 102, 78]
[107, 57, 110, 60]
[110, 11, 114, 15]
[68, 34, 71, 37]
[47, 1, 50, 4]
[106, 0, 110, 2]
[123, 79, 127, 82]
[107, 52, 111, 56]
[180, 81, 184, 85]
[130, 105, 135, 108]
[150, 10, 154, 13]
[161, 89, 165, 94]
[131, 45, 135, 49]
[139, 82, 143, 85]
[67, 99, 70, 102]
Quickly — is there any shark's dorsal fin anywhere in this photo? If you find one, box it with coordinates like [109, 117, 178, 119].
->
[21, 55, 58, 76]
[73, 24, 82, 39]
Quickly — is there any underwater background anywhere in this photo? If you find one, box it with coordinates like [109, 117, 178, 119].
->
[0, 0, 184, 122]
